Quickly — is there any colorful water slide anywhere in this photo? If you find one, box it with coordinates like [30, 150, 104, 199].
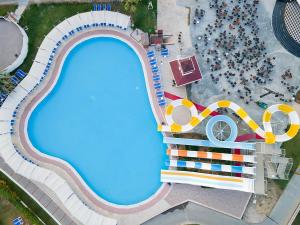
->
[164, 92, 220, 116]
[164, 137, 256, 150]
[158, 99, 300, 144]
[167, 149, 256, 163]
[160, 170, 255, 193]
[166, 159, 255, 175]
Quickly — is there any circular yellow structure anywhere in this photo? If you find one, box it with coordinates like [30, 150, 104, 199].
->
[158, 99, 300, 144]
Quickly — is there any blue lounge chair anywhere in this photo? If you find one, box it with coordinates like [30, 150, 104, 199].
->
[156, 91, 164, 97]
[150, 60, 157, 66]
[93, 4, 97, 11]
[12, 217, 24, 225]
[147, 51, 155, 58]
[152, 67, 159, 73]
[161, 48, 169, 57]
[158, 99, 166, 106]
[153, 77, 160, 82]
[17, 69, 26, 76]
[107, 4, 111, 11]
[11, 76, 19, 85]
[98, 4, 101, 11]
[154, 83, 161, 89]
[15, 72, 25, 79]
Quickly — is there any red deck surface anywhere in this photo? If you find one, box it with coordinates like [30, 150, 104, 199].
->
[169, 56, 202, 86]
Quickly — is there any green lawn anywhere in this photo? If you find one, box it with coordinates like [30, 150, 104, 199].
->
[0, 171, 57, 225]
[0, 197, 30, 225]
[293, 213, 300, 225]
[18, 1, 156, 73]
[0, 5, 17, 17]
[276, 132, 300, 189]
[132, 0, 157, 33]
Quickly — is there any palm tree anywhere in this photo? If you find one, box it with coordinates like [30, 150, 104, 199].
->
[0, 74, 14, 95]
[123, 0, 140, 14]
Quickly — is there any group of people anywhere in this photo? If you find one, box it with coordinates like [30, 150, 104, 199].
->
[193, 0, 297, 105]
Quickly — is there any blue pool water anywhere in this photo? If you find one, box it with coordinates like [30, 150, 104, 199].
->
[28, 37, 167, 205]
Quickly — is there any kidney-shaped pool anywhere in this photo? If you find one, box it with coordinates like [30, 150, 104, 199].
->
[27, 37, 166, 205]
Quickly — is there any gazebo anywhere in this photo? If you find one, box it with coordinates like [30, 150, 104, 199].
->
[169, 55, 202, 87]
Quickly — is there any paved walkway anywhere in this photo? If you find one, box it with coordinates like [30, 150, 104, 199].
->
[0, 157, 77, 225]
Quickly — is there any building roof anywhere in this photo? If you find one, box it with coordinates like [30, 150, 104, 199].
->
[169, 55, 202, 86]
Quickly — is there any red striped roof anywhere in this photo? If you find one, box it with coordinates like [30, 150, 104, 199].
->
[169, 56, 202, 86]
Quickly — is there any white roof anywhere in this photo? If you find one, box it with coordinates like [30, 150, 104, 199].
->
[30, 166, 51, 183]
[19, 76, 38, 92]
[6, 153, 23, 171]
[0, 145, 16, 161]
[39, 38, 56, 52]
[28, 62, 45, 79]
[56, 20, 73, 34]
[0, 122, 10, 134]
[17, 161, 36, 178]
[67, 15, 82, 29]
[47, 28, 63, 42]
[55, 183, 74, 202]
[35, 50, 50, 64]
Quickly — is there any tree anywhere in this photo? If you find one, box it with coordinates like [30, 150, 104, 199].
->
[0, 74, 14, 95]
[123, 0, 140, 14]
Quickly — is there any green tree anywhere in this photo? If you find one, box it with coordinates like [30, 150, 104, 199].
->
[0, 74, 13, 95]
[123, 0, 140, 14]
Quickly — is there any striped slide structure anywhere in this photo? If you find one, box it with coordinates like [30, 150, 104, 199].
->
[158, 99, 300, 144]
[167, 149, 256, 163]
[161, 170, 255, 193]
[164, 136, 256, 150]
[166, 159, 255, 175]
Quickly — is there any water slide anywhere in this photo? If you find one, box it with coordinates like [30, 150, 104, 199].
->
[164, 137, 256, 150]
[160, 170, 255, 193]
[164, 92, 219, 116]
[166, 159, 255, 175]
[158, 98, 300, 144]
[167, 149, 256, 163]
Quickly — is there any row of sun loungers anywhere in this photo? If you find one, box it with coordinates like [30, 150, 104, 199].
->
[93, 3, 111, 11]
[10, 69, 27, 86]
[147, 50, 166, 107]
[0, 11, 131, 225]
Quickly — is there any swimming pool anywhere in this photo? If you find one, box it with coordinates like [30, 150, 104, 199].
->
[27, 37, 167, 205]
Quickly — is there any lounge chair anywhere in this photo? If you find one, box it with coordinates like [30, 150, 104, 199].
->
[98, 4, 101, 11]
[161, 48, 169, 57]
[10, 76, 19, 85]
[93, 4, 97, 11]
[147, 50, 155, 58]
[107, 4, 111, 11]
[153, 77, 160, 82]
[156, 91, 164, 97]
[152, 68, 159, 73]
[150, 60, 157, 65]
[153, 83, 161, 89]
[15, 72, 25, 79]
[103, 4, 106, 10]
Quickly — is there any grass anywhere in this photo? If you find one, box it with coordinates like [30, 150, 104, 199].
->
[0, 5, 17, 17]
[275, 132, 300, 190]
[0, 171, 57, 225]
[131, 0, 157, 33]
[18, 1, 156, 73]
[0, 1, 157, 95]
[293, 213, 300, 225]
[0, 196, 30, 225]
